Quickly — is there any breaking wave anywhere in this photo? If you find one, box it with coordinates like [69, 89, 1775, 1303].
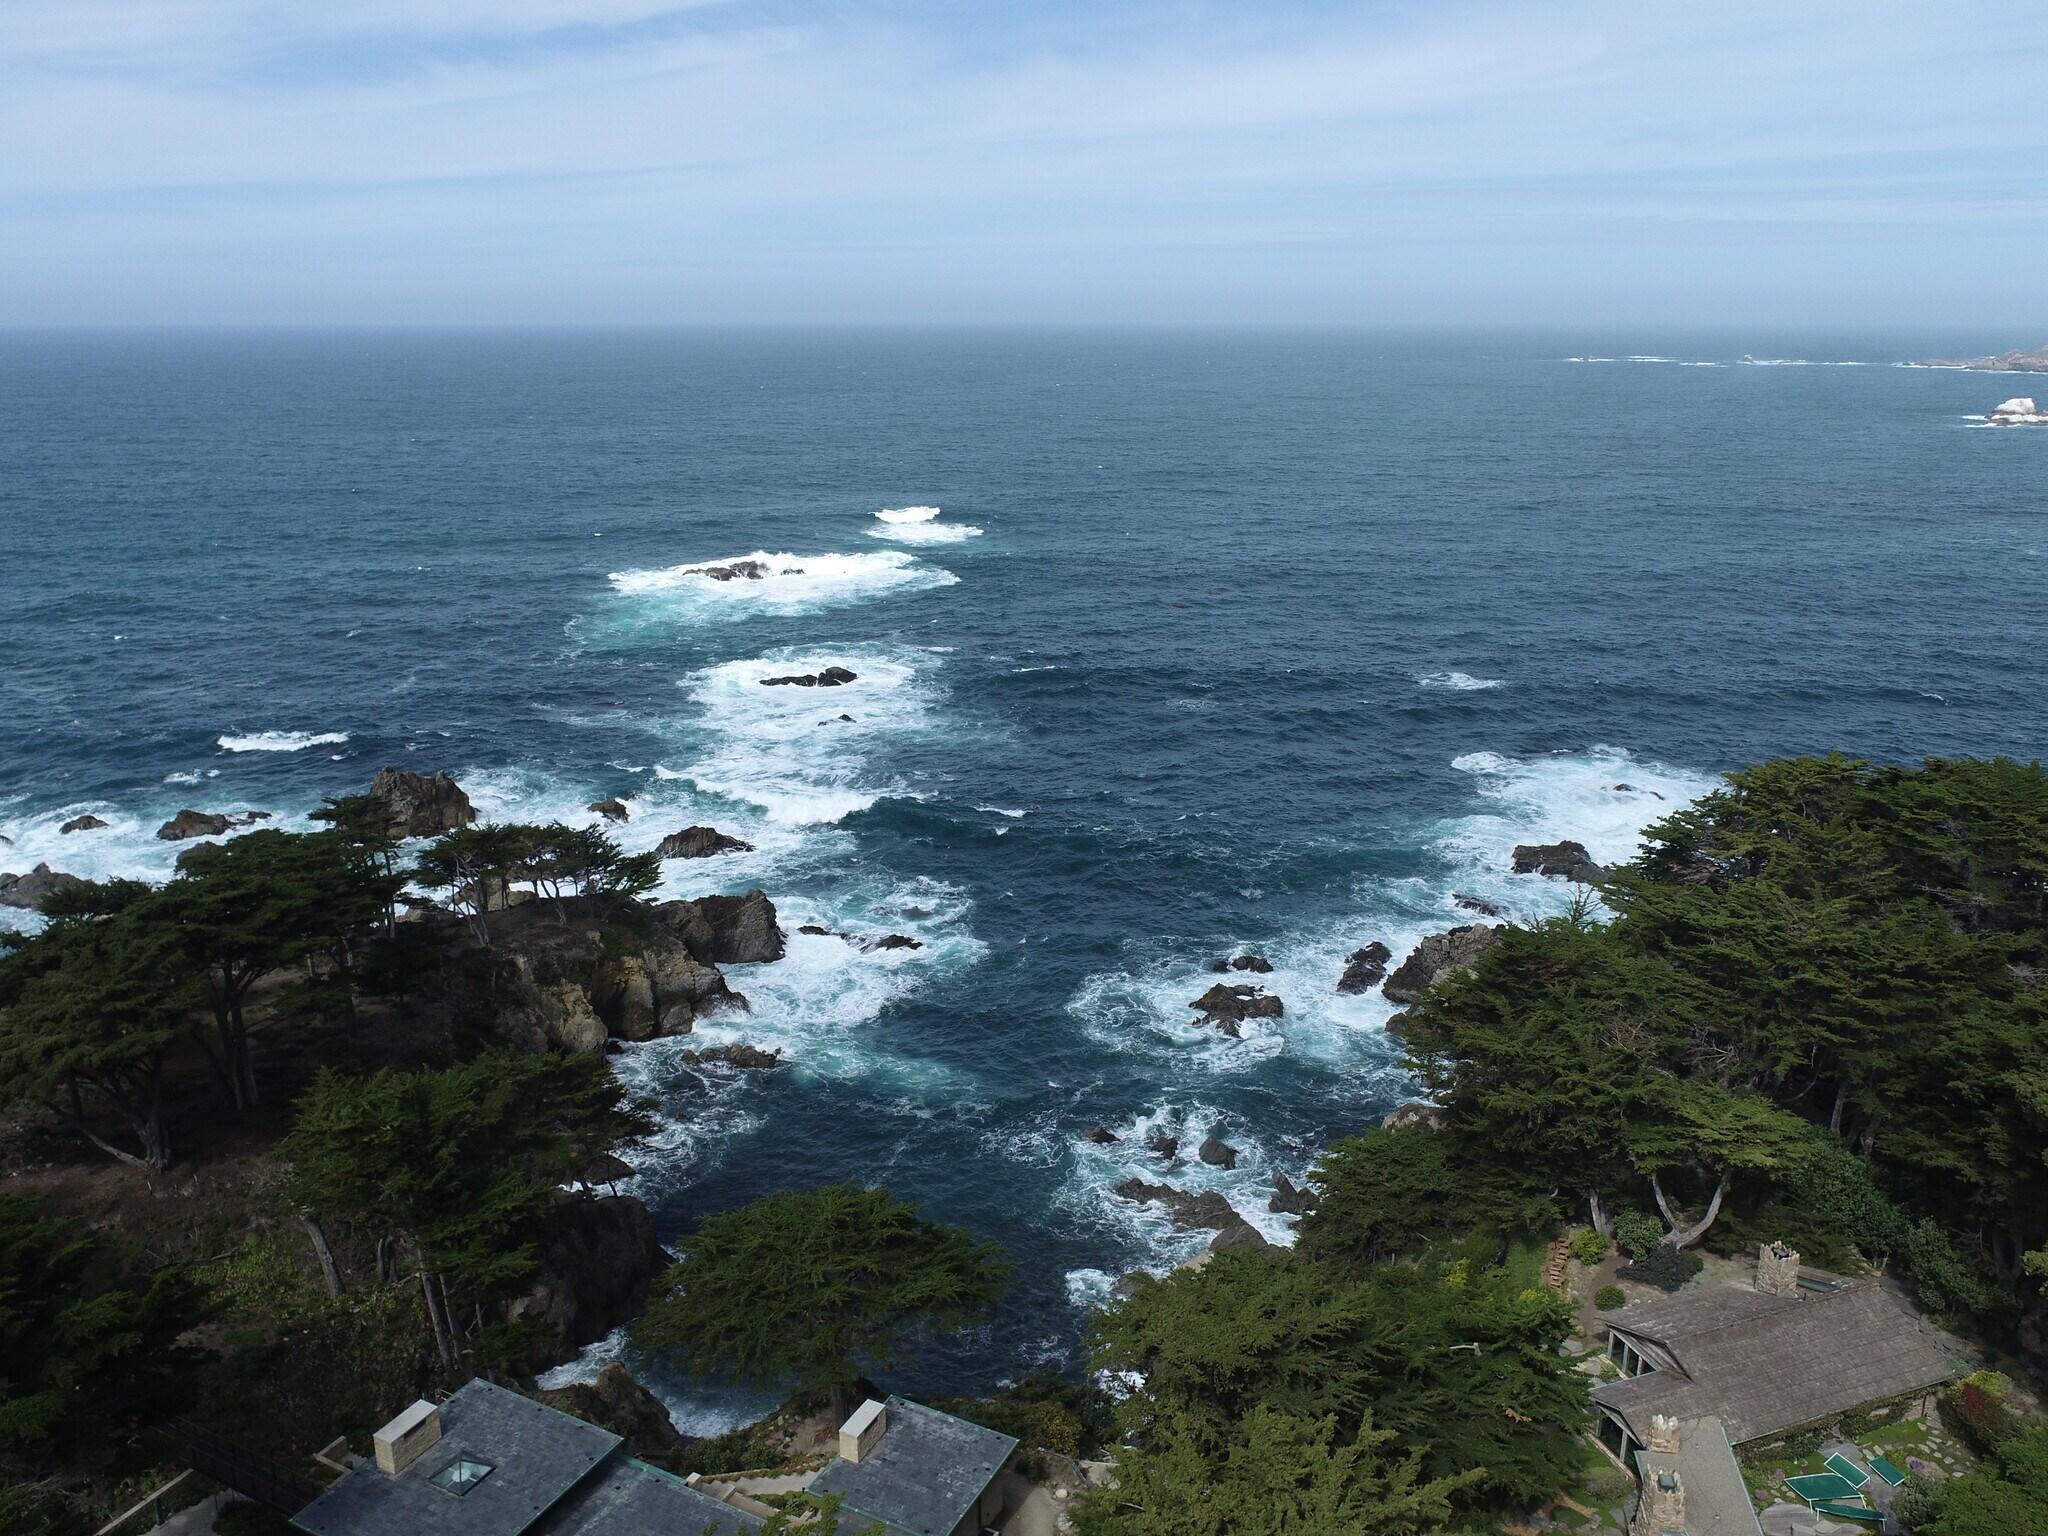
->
[217, 730, 349, 753]
[606, 550, 956, 619]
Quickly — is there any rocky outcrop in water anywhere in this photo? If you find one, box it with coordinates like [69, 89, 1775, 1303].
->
[1336, 942, 1391, 994]
[537, 1363, 682, 1458]
[1113, 1179, 1272, 1253]
[681, 1043, 781, 1069]
[1453, 893, 1505, 917]
[1085, 1126, 1119, 1145]
[1189, 982, 1284, 1037]
[1511, 840, 1605, 883]
[588, 799, 629, 823]
[59, 814, 108, 834]
[761, 666, 857, 688]
[654, 826, 754, 859]
[798, 924, 922, 952]
[369, 768, 476, 839]
[1381, 925, 1499, 1004]
[156, 808, 269, 841]
[589, 945, 745, 1042]
[696, 560, 773, 580]
[1198, 1134, 1239, 1169]
[0, 864, 85, 910]
[1269, 1171, 1316, 1215]
[660, 890, 786, 965]
[1208, 953, 1272, 974]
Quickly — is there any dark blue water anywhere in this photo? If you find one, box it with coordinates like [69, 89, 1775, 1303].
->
[3, 332, 2042, 1423]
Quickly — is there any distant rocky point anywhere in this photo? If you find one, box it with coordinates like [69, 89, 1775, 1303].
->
[1913, 345, 2048, 372]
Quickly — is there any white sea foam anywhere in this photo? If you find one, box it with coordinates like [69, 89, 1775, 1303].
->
[607, 549, 955, 618]
[670, 647, 940, 826]
[1417, 671, 1504, 692]
[216, 730, 349, 753]
[868, 506, 983, 545]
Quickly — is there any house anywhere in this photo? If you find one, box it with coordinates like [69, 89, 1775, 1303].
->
[1625, 1414, 1762, 1536]
[290, 1379, 763, 1536]
[1593, 1244, 1959, 1461]
[810, 1396, 1017, 1536]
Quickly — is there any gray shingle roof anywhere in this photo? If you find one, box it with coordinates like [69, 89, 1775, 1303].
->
[810, 1397, 1016, 1536]
[529, 1454, 763, 1536]
[1633, 1417, 1764, 1536]
[1593, 1283, 1960, 1445]
[293, 1380, 621, 1536]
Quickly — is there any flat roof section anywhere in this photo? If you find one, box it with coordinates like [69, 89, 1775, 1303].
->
[293, 1381, 620, 1536]
[811, 1397, 1017, 1536]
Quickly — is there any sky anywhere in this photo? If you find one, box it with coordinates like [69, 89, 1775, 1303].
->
[3, 0, 2046, 328]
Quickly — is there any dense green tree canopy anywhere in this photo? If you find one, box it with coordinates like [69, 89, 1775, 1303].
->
[0, 1194, 207, 1463]
[1088, 1247, 1586, 1511]
[635, 1183, 1012, 1422]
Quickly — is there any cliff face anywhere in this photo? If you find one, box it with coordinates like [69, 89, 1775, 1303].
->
[513, 1193, 672, 1352]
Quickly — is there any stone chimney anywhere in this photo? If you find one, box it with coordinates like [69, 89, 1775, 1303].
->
[838, 1399, 888, 1465]
[1643, 1468, 1685, 1534]
[1756, 1241, 1801, 1296]
[373, 1400, 442, 1475]
[1647, 1413, 1681, 1453]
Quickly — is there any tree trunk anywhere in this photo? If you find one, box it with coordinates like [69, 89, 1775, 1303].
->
[301, 1211, 344, 1297]
[1587, 1189, 1613, 1239]
[1829, 1079, 1848, 1136]
[422, 1270, 456, 1370]
[829, 1380, 853, 1429]
[1651, 1170, 1729, 1250]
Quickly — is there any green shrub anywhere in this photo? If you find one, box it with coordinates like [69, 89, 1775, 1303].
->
[1906, 1220, 1988, 1316]
[1571, 1230, 1609, 1266]
[1594, 1285, 1627, 1311]
[1618, 1244, 1702, 1293]
[1612, 1211, 1663, 1260]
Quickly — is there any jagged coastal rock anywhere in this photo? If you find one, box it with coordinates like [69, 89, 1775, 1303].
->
[1198, 1134, 1239, 1169]
[654, 826, 755, 859]
[1986, 396, 2048, 425]
[0, 864, 86, 910]
[1453, 892, 1505, 916]
[1084, 1125, 1119, 1145]
[369, 767, 476, 839]
[1382, 1102, 1448, 1133]
[588, 798, 630, 823]
[59, 814, 108, 834]
[1511, 840, 1605, 882]
[681, 1043, 782, 1069]
[589, 944, 746, 1042]
[696, 559, 773, 580]
[1207, 953, 1272, 974]
[155, 808, 269, 841]
[1336, 941, 1392, 994]
[538, 1363, 682, 1458]
[1113, 1179, 1273, 1253]
[1269, 1171, 1316, 1215]
[659, 889, 786, 964]
[1381, 925, 1499, 1003]
[798, 924, 922, 951]
[760, 665, 858, 687]
[513, 1194, 671, 1350]
[1189, 981, 1284, 1037]
[501, 966, 611, 1054]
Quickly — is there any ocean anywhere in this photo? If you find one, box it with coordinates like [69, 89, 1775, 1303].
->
[2, 330, 2042, 1426]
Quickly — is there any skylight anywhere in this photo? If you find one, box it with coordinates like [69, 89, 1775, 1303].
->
[429, 1458, 494, 1496]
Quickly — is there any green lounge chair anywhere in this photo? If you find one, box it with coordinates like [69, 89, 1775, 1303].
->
[1813, 1499, 1882, 1523]
[1787, 1472, 1860, 1503]
[1869, 1455, 1908, 1487]
[1824, 1453, 1872, 1487]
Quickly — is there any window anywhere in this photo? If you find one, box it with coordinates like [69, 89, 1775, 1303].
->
[430, 1458, 495, 1496]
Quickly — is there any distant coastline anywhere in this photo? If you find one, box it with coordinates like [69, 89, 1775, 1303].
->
[1905, 344, 2048, 372]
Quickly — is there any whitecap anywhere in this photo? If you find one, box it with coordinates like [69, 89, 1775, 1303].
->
[668, 646, 940, 827]
[869, 506, 982, 545]
[975, 805, 1027, 819]
[217, 730, 350, 753]
[1417, 671, 1504, 692]
[607, 550, 955, 619]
